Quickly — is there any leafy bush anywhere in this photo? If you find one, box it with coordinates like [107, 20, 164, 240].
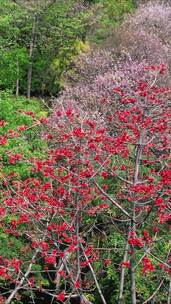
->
[89, 0, 135, 42]
[0, 91, 48, 177]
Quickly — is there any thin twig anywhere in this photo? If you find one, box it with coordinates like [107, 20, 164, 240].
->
[80, 243, 107, 304]
[142, 279, 164, 304]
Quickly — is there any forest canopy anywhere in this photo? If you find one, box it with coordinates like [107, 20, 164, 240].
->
[0, 0, 134, 97]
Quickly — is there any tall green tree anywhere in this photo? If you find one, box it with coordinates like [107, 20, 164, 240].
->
[12, 0, 58, 98]
[0, 0, 28, 95]
[0, 0, 135, 96]
[0, 0, 92, 96]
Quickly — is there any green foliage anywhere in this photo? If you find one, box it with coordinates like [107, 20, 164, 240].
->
[90, 0, 135, 42]
[0, 0, 93, 96]
[0, 230, 27, 260]
[0, 91, 47, 177]
[32, 3, 92, 95]
[0, 0, 29, 91]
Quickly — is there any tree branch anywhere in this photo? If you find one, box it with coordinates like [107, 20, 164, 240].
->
[80, 243, 107, 304]
[94, 181, 134, 221]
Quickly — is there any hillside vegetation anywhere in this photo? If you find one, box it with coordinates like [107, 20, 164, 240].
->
[0, 1, 170, 304]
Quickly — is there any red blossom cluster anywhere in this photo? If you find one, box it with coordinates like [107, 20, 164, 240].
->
[128, 232, 144, 248]
[142, 257, 155, 275]
[8, 153, 22, 164]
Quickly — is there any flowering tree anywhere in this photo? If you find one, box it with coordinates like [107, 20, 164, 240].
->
[0, 65, 170, 304]
[112, 27, 170, 65]
[109, 0, 171, 68]
[128, 0, 171, 45]
[55, 59, 170, 122]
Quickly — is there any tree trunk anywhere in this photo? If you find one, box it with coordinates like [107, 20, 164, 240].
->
[130, 216, 136, 304]
[76, 195, 81, 291]
[27, 14, 37, 99]
[16, 60, 19, 97]
[130, 131, 145, 304]
[118, 240, 129, 304]
[168, 278, 171, 304]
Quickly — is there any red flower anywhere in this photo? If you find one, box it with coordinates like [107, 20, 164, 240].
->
[0, 267, 6, 277]
[128, 237, 144, 248]
[121, 165, 126, 171]
[42, 182, 51, 191]
[59, 252, 65, 258]
[0, 120, 6, 127]
[0, 136, 7, 145]
[142, 257, 155, 274]
[104, 258, 112, 265]
[45, 255, 56, 264]
[73, 127, 85, 138]
[17, 125, 27, 131]
[155, 198, 165, 207]
[121, 261, 130, 268]
[56, 292, 65, 302]
[28, 277, 35, 287]
[101, 171, 108, 178]
[74, 280, 81, 289]
[11, 258, 22, 272]
[143, 231, 152, 244]
[39, 117, 48, 124]
[9, 153, 22, 164]
[40, 241, 49, 252]
[0, 208, 5, 217]
[25, 111, 35, 118]
[113, 87, 124, 96]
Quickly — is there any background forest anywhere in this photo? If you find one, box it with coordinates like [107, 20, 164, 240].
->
[0, 1, 170, 304]
[0, 0, 135, 97]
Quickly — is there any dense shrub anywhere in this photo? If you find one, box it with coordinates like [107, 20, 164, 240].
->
[0, 91, 48, 177]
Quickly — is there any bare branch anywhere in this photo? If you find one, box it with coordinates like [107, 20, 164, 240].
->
[94, 181, 134, 221]
[142, 279, 164, 304]
[80, 243, 107, 304]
